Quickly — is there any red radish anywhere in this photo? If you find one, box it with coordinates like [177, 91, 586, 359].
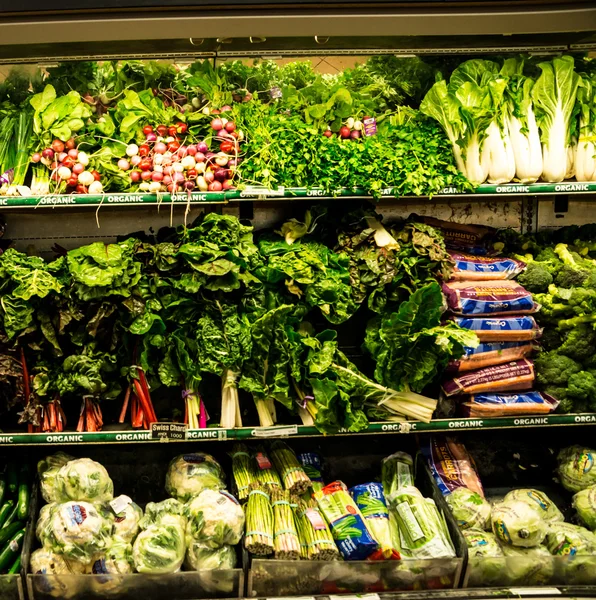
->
[220, 141, 235, 153]
[73, 163, 85, 175]
[151, 171, 164, 182]
[177, 123, 188, 134]
[184, 180, 195, 190]
[58, 152, 68, 162]
[65, 138, 76, 150]
[195, 152, 206, 163]
[209, 181, 223, 191]
[76, 184, 87, 194]
[230, 131, 239, 139]
[67, 176, 78, 187]
[62, 156, 75, 169]
[187, 169, 198, 179]
[52, 139, 65, 153]
[117, 159, 130, 171]
[323, 130, 333, 138]
[138, 144, 150, 157]
[211, 109, 221, 115]
[50, 160, 59, 171]
[350, 130, 361, 139]
[163, 175, 172, 185]
[205, 171, 214, 184]
[68, 148, 79, 159]
[187, 145, 198, 156]
[164, 165, 173, 176]
[146, 132, 157, 143]
[154, 142, 167, 154]
[339, 126, 351, 138]
[168, 126, 177, 137]
[223, 179, 234, 190]
[143, 125, 154, 135]
[167, 183, 178, 193]
[211, 119, 223, 131]
[130, 171, 141, 182]
[220, 105, 232, 113]
[225, 121, 236, 133]
[214, 168, 228, 182]
[197, 142, 208, 153]
[167, 141, 180, 152]
[91, 171, 101, 181]
[42, 148, 54, 159]
[173, 171, 185, 184]
[141, 170, 152, 181]
[178, 146, 188, 158]
[157, 125, 167, 136]
[31, 153, 41, 163]
[131, 155, 142, 167]
[140, 160, 152, 171]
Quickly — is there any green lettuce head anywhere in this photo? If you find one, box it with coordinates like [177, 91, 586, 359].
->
[185, 542, 237, 571]
[491, 500, 547, 547]
[572, 485, 596, 531]
[463, 529, 504, 587]
[185, 489, 244, 549]
[446, 487, 491, 530]
[557, 445, 596, 492]
[87, 538, 134, 574]
[563, 554, 596, 585]
[165, 454, 225, 501]
[501, 545, 554, 585]
[503, 489, 563, 523]
[140, 498, 187, 531]
[545, 522, 596, 556]
[56, 458, 114, 503]
[37, 452, 74, 503]
[132, 524, 185, 574]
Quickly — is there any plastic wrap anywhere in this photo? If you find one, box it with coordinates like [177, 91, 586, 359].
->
[37, 452, 74, 503]
[451, 316, 542, 342]
[449, 252, 525, 280]
[461, 391, 558, 417]
[132, 523, 185, 574]
[87, 538, 135, 574]
[165, 453, 225, 501]
[462, 529, 503, 587]
[185, 542, 237, 571]
[545, 522, 596, 555]
[501, 545, 555, 585]
[109, 495, 143, 542]
[557, 445, 596, 492]
[445, 487, 491, 530]
[448, 341, 536, 372]
[140, 498, 187, 531]
[573, 485, 596, 530]
[30, 548, 87, 575]
[56, 458, 114, 503]
[185, 489, 244, 548]
[491, 500, 546, 548]
[503, 489, 564, 523]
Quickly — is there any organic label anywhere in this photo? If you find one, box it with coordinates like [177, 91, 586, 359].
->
[151, 422, 188, 441]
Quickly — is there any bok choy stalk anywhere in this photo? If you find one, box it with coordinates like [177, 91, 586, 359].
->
[532, 55, 581, 182]
[221, 369, 242, 429]
[576, 71, 596, 182]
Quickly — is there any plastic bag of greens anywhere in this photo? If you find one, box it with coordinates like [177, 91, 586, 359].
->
[30, 548, 87, 574]
[446, 486, 491, 530]
[45, 501, 111, 564]
[573, 485, 596, 531]
[501, 545, 554, 585]
[185, 489, 244, 548]
[133, 523, 185, 574]
[350, 483, 400, 559]
[557, 446, 596, 492]
[388, 486, 455, 559]
[38, 452, 74, 503]
[36, 503, 56, 544]
[165, 453, 225, 501]
[504, 489, 563, 523]
[140, 498, 187, 531]
[463, 529, 504, 587]
[545, 521, 596, 555]
[185, 542, 237, 570]
[491, 500, 546, 547]
[382, 452, 414, 503]
[108, 495, 143, 542]
[56, 458, 114, 503]
[87, 538, 135, 574]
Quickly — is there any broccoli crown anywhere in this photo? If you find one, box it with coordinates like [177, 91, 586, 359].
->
[517, 262, 553, 293]
[534, 351, 582, 387]
[555, 265, 589, 289]
[558, 325, 596, 363]
[536, 247, 560, 265]
[567, 371, 596, 402]
[540, 328, 562, 351]
[533, 292, 573, 323]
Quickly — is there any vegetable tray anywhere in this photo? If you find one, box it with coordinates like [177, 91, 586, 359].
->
[246, 452, 466, 597]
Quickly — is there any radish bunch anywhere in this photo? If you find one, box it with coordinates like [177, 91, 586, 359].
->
[323, 117, 364, 141]
[116, 117, 242, 194]
[31, 139, 103, 194]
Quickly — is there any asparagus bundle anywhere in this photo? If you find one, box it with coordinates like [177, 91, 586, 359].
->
[272, 488, 300, 560]
[254, 446, 283, 490]
[293, 497, 338, 561]
[230, 443, 258, 501]
[244, 485, 274, 556]
[271, 441, 311, 494]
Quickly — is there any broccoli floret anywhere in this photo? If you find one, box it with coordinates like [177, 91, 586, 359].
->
[558, 325, 596, 363]
[536, 247, 560, 265]
[517, 262, 553, 293]
[540, 328, 562, 351]
[533, 292, 573, 322]
[558, 314, 596, 331]
[555, 265, 589, 288]
[568, 371, 596, 403]
[534, 351, 582, 387]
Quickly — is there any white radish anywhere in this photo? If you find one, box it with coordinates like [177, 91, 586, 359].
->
[125, 144, 139, 157]
[77, 151, 90, 166]
[78, 171, 95, 186]
[57, 166, 71, 180]
[181, 156, 196, 170]
[88, 180, 103, 194]
[346, 117, 355, 129]
[148, 181, 162, 193]
[197, 176, 209, 191]
[172, 162, 184, 173]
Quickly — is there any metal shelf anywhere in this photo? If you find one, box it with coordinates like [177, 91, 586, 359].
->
[2, 413, 594, 445]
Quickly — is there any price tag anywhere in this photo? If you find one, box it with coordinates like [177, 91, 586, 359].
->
[253, 425, 298, 438]
[110, 494, 133, 516]
[150, 422, 188, 441]
[255, 452, 272, 470]
[305, 509, 326, 531]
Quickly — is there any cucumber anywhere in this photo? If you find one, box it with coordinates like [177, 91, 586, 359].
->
[6, 465, 17, 495]
[8, 555, 20, 575]
[0, 501, 14, 529]
[0, 522, 24, 548]
[0, 529, 24, 572]
[2, 504, 18, 530]
[17, 466, 29, 520]
[0, 476, 6, 507]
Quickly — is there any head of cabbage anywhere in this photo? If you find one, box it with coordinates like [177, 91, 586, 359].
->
[545, 522, 596, 556]
[557, 446, 596, 493]
[140, 498, 187, 531]
[491, 500, 547, 547]
[446, 487, 491, 530]
[165, 454, 225, 501]
[463, 529, 503, 587]
[572, 485, 596, 531]
[503, 489, 563, 523]
[87, 538, 134, 575]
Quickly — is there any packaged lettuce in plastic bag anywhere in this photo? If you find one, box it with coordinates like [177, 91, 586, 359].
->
[185, 542, 237, 571]
[38, 452, 74, 503]
[573, 485, 596, 531]
[545, 521, 596, 555]
[446, 486, 491, 530]
[185, 489, 244, 548]
[503, 489, 563, 523]
[463, 529, 503, 587]
[350, 483, 400, 559]
[501, 544, 554, 585]
[87, 538, 135, 574]
[133, 523, 185, 574]
[56, 458, 114, 503]
[491, 500, 546, 547]
[166, 453, 225, 501]
[108, 495, 143, 542]
[140, 498, 187, 531]
[44, 501, 112, 564]
[30, 548, 87, 574]
[557, 446, 596, 493]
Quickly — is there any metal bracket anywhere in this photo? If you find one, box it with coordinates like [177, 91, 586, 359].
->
[521, 195, 539, 234]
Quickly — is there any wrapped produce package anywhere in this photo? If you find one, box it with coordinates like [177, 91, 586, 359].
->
[109, 495, 143, 542]
[445, 486, 491, 530]
[140, 498, 187, 530]
[503, 489, 563, 523]
[557, 446, 596, 492]
[463, 529, 504, 586]
[30, 548, 87, 575]
[573, 485, 596, 530]
[87, 538, 135, 574]
[55, 458, 114, 503]
[133, 523, 186, 574]
[491, 500, 546, 547]
[165, 453, 226, 501]
[37, 453, 74, 503]
[185, 542, 237, 570]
